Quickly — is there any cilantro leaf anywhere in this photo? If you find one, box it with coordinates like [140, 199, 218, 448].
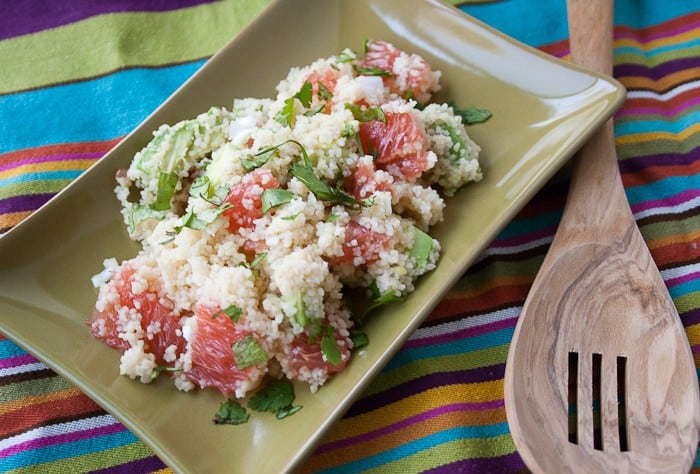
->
[275, 404, 303, 420]
[129, 204, 166, 234]
[232, 335, 268, 369]
[448, 101, 492, 125]
[250, 252, 267, 268]
[212, 305, 243, 323]
[353, 65, 393, 77]
[248, 379, 296, 413]
[291, 160, 360, 209]
[345, 103, 386, 123]
[241, 147, 276, 172]
[350, 329, 369, 349]
[304, 103, 326, 117]
[275, 97, 296, 127]
[150, 365, 182, 381]
[261, 188, 297, 214]
[317, 82, 333, 101]
[321, 326, 342, 366]
[294, 81, 313, 108]
[214, 399, 250, 425]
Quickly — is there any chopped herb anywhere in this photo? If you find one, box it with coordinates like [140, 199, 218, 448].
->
[293, 292, 307, 327]
[304, 103, 326, 117]
[294, 81, 313, 107]
[317, 82, 333, 101]
[189, 175, 212, 199]
[345, 103, 386, 123]
[241, 147, 276, 172]
[174, 202, 232, 233]
[410, 227, 434, 268]
[362, 38, 371, 54]
[361, 195, 376, 207]
[232, 335, 268, 369]
[353, 65, 393, 77]
[275, 97, 296, 127]
[340, 123, 356, 137]
[248, 379, 296, 414]
[153, 171, 179, 211]
[261, 188, 297, 214]
[326, 213, 339, 223]
[360, 287, 403, 322]
[336, 51, 355, 63]
[281, 213, 301, 221]
[306, 318, 323, 344]
[214, 399, 250, 425]
[291, 160, 361, 209]
[250, 252, 267, 268]
[350, 329, 369, 349]
[129, 204, 166, 234]
[321, 325, 342, 366]
[448, 101, 492, 125]
[150, 365, 183, 381]
[212, 305, 243, 323]
[276, 404, 303, 420]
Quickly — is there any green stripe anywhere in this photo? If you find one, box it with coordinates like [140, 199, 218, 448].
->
[363, 345, 509, 397]
[12, 441, 155, 474]
[364, 434, 517, 473]
[638, 213, 700, 241]
[0, 376, 74, 404]
[614, 46, 700, 68]
[616, 133, 700, 160]
[450, 255, 543, 294]
[675, 290, 700, 315]
[0, 0, 270, 94]
[0, 179, 74, 200]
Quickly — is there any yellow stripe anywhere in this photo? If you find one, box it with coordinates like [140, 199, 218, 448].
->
[323, 380, 503, 443]
[0, 387, 83, 415]
[685, 323, 700, 345]
[0, 210, 32, 230]
[0, 158, 96, 180]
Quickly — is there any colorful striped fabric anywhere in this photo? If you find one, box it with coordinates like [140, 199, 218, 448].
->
[1, 0, 699, 472]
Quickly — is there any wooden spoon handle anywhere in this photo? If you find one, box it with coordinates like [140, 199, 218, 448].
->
[554, 0, 632, 246]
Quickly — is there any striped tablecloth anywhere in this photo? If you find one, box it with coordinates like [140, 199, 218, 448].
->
[1, 1, 699, 472]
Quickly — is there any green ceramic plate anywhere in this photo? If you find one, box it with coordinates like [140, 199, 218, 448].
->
[0, 0, 625, 472]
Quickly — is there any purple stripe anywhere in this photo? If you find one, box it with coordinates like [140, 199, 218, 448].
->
[629, 188, 700, 215]
[90, 456, 167, 474]
[0, 353, 38, 370]
[423, 450, 528, 474]
[404, 317, 517, 350]
[344, 364, 506, 418]
[617, 96, 700, 118]
[619, 148, 700, 173]
[0, 423, 125, 457]
[0, 193, 54, 214]
[667, 270, 700, 288]
[0, 152, 103, 173]
[614, 56, 700, 80]
[315, 400, 504, 454]
[615, 18, 700, 43]
[681, 308, 700, 327]
[1, 0, 220, 41]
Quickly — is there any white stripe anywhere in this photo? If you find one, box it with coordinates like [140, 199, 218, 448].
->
[625, 80, 700, 101]
[408, 306, 521, 341]
[0, 414, 119, 452]
[0, 361, 47, 377]
[633, 194, 700, 220]
[482, 235, 553, 257]
[660, 261, 700, 281]
[0, 414, 119, 451]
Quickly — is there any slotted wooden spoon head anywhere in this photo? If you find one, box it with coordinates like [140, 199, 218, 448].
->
[504, 1, 700, 472]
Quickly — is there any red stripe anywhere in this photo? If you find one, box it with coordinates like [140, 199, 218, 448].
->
[0, 138, 121, 166]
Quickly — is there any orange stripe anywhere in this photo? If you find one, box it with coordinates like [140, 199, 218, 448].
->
[0, 387, 84, 416]
[303, 406, 506, 473]
[0, 392, 101, 438]
[618, 67, 700, 93]
[621, 162, 700, 188]
[428, 282, 530, 322]
[0, 210, 32, 231]
[0, 158, 97, 179]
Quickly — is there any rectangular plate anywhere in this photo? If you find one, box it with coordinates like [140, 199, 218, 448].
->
[0, 0, 625, 472]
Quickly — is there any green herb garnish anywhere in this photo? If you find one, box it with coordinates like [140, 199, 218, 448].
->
[212, 305, 243, 323]
[294, 81, 313, 107]
[275, 97, 296, 127]
[214, 399, 250, 425]
[448, 101, 492, 125]
[232, 335, 268, 369]
[317, 82, 333, 101]
[291, 160, 361, 209]
[248, 379, 301, 420]
[353, 65, 393, 77]
[320, 325, 342, 366]
[261, 188, 297, 214]
[150, 365, 183, 381]
[350, 329, 369, 349]
[345, 103, 386, 123]
[153, 171, 179, 211]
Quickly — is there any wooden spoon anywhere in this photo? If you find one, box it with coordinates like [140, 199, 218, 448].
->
[503, 0, 700, 472]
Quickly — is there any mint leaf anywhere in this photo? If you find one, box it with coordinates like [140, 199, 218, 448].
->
[232, 335, 268, 369]
[248, 379, 295, 413]
[261, 188, 297, 214]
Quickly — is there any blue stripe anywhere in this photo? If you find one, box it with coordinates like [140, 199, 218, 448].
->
[614, 111, 700, 136]
[670, 279, 700, 299]
[0, 339, 27, 358]
[496, 209, 561, 241]
[0, 431, 140, 470]
[317, 424, 511, 474]
[383, 327, 514, 373]
[0, 61, 205, 154]
[461, 1, 699, 49]
[0, 170, 83, 187]
[625, 175, 700, 206]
